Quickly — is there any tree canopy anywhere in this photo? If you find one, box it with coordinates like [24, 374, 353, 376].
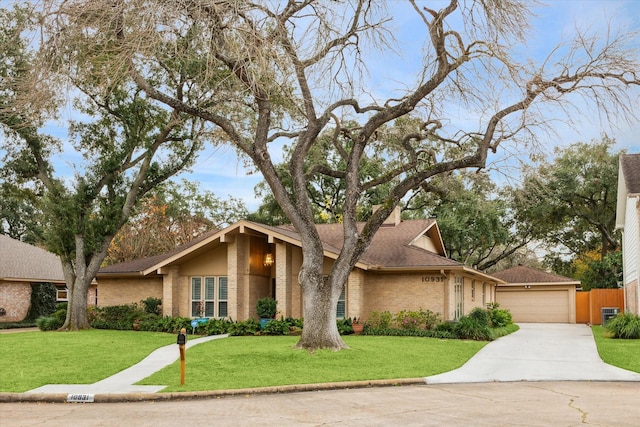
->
[7, 0, 640, 347]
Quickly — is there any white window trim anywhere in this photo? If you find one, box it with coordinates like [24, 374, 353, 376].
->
[191, 276, 228, 318]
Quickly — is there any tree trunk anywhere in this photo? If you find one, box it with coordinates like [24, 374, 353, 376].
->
[293, 248, 349, 351]
[60, 275, 91, 331]
[294, 278, 348, 351]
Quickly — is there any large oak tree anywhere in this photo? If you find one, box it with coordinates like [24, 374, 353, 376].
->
[34, 0, 640, 348]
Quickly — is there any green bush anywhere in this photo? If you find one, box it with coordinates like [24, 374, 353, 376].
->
[256, 297, 277, 318]
[228, 319, 260, 336]
[468, 307, 491, 327]
[91, 304, 145, 330]
[488, 308, 512, 328]
[35, 302, 67, 331]
[337, 318, 353, 335]
[454, 316, 492, 340]
[204, 318, 232, 335]
[605, 313, 640, 339]
[261, 319, 291, 335]
[26, 282, 57, 321]
[367, 311, 393, 329]
[141, 297, 162, 315]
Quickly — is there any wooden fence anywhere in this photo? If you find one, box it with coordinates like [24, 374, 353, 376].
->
[576, 288, 624, 325]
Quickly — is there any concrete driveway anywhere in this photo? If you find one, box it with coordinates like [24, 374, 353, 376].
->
[425, 323, 640, 383]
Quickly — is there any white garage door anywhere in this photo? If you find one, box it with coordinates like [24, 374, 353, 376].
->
[496, 289, 569, 323]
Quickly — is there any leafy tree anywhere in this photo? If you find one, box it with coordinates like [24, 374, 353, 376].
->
[0, 6, 207, 330]
[513, 137, 622, 264]
[106, 179, 247, 264]
[36, 1, 640, 349]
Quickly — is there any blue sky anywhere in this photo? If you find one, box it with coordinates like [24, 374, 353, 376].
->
[29, 1, 640, 211]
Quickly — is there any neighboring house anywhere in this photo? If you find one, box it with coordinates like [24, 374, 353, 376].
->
[615, 153, 640, 315]
[97, 208, 505, 322]
[493, 264, 581, 323]
[0, 235, 97, 322]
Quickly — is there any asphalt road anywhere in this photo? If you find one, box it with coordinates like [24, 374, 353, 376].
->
[2, 381, 640, 426]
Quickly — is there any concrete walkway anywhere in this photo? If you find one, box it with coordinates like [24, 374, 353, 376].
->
[26, 334, 228, 395]
[425, 323, 640, 383]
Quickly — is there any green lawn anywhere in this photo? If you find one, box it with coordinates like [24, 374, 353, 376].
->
[591, 325, 640, 373]
[0, 330, 175, 392]
[0, 330, 486, 393]
[139, 335, 487, 392]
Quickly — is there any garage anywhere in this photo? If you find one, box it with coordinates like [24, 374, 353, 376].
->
[492, 265, 580, 324]
[496, 288, 571, 323]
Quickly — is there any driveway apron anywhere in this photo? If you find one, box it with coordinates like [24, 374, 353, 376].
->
[425, 323, 640, 384]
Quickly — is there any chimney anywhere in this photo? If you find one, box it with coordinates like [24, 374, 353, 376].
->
[372, 205, 402, 226]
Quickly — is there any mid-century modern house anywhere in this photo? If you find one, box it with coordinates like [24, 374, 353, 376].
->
[97, 208, 505, 322]
[493, 264, 581, 323]
[0, 234, 97, 322]
[616, 153, 640, 315]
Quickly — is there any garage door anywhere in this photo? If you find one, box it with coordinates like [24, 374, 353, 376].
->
[496, 290, 569, 323]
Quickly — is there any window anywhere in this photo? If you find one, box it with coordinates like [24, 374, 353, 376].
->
[56, 286, 68, 302]
[336, 287, 346, 319]
[471, 280, 476, 301]
[482, 283, 486, 307]
[192, 276, 228, 318]
[454, 276, 464, 320]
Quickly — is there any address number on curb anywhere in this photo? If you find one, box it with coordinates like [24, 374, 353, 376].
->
[67, 393, 95, 403]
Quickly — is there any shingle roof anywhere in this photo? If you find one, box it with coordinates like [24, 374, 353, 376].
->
[492, 264, 579, 285]
[620, 154, 640, 194]
[99, 228, 219, 274]
[0, 234, 65, 283]
[308, 219, 459, 268]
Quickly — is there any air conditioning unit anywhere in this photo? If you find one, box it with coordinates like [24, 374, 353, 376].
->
[601, 307, 619, 326]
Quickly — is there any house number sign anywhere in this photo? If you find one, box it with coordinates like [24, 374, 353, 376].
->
[421, 276, 445, 283]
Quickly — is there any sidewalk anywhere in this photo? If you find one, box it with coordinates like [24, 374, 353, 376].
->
[25, 334, 228, 395]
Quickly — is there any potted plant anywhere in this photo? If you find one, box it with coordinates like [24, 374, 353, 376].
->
[256, 297, 277, 329]
[351, 317, 364, 335]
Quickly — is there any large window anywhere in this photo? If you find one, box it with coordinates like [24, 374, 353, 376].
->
[191, 276, 228, 318]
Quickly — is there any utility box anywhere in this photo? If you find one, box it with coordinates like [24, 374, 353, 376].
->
[601, 307, 620, 326]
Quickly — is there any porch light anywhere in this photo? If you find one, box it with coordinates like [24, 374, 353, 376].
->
[264, 252, 274, 267]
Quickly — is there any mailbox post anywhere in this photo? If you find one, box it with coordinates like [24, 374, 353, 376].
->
[177, 327, 187, 385]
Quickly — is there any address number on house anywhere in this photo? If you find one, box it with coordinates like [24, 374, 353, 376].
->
[421, 276, 444, 283]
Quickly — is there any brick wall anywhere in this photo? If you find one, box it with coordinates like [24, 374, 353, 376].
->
[0, 281, 31, 322]
[626, 280, 639, 315]
[363, 272, 446, 321]
[97, 277, 163, 308]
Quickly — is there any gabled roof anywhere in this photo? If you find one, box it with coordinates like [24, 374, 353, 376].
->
[621, 154, 640, 194]
[0, 234, 65, 283]
[99, 218, 503, 283]
[616, 153, 640, 229]
[492, 264, 580, 286]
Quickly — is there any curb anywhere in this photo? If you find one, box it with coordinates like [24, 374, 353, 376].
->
[0, 378, 426, 403]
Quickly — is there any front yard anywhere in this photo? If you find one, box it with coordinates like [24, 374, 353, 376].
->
[0, 330, 486, 393]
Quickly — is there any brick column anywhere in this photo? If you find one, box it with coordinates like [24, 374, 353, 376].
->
[347, 269, 365, 319]
[162, 266, 180, 317]
[275, 241, 292, 318]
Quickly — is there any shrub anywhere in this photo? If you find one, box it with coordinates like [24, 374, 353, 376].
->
[367, 311, 393, 329]
[488, 308, 512, 328]
[204, 318, 232, 335]
[605, 313, 640, 339]
[141, 297, 162, 315]
[337, 318, 353, 335]
[26, 282, 57, 321]
[454, 316, 492, 341]
[36, 303, 67, 331]
[228, 319, 260, 336]
[468, 307, 491, 327]
[256, 297, 277, 318]
[90, 304, 146, 330]
[261, 319, 291, 335]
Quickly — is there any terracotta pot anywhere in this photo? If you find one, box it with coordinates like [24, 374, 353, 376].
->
[352, 323, 364, 335]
